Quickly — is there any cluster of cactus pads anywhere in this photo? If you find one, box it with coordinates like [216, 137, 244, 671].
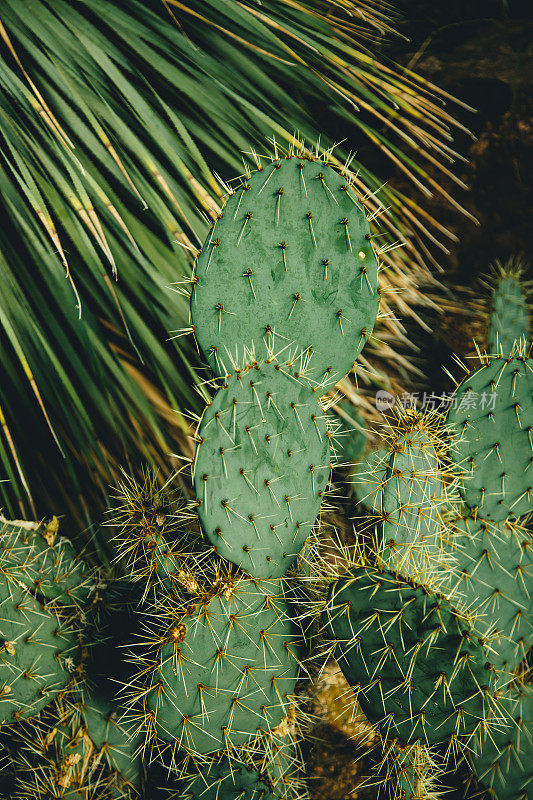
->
[0, 141, 382, 798]
[321, 257, 532, 798]
[0, 140, 530, 800]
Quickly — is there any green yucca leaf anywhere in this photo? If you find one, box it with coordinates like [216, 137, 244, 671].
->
[0, 0, 470, 534]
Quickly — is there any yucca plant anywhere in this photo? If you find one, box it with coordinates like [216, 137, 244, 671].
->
[0, 0, 473, 531]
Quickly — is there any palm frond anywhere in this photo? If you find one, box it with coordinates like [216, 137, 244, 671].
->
[0, 0, 470, 530]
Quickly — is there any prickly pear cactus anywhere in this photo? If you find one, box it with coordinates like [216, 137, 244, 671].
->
[0, 575, 77, 726]
[0, 516, 93, 606]
[323, 564, 495, 747]
[447, 354, 533, 522]
[446, 514, 533, 673]
[331, 400, 367, 464]
[81, 691, 142, 789]
[469, 683, 533, 800]
[143, 576, 302, 754]
[191, 154, 379, 388]
[177, 763, 278, 800]
[193, 360, 331, 578]
[175, 748, 299, 800]
[373, 411, 450, 586]
[488, 262, 529, 355]
[351, 447, 389, 509]
[111, 472, 208, 597]
[11, 693, 141, 799]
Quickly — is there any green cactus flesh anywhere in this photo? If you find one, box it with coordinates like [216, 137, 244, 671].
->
[11, 696, 139, 800]
[0, 575, 77, 725]
[447, 356, 533, 522]
[191, 156, 379, 389]
[146, 578, 301, 754]
[81, 691, 142, 788]
[488, 275, 529, 355]
[392, 744, 442, 800]
[446, 516, 532, 673]
[323, 566, 493, 746]
[331, 400, 366, 464]
[378, 426, 446, 586]
[0, 516, 93, 606]
[470, 683, 532, 800]
[176, 761, 278, 800]
[351, 447, 388, 508]
[193, 361, 331, 578]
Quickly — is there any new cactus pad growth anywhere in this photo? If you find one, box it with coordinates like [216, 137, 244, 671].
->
[140, 576, 302, 755]
[488, 261, 529, 355]
[323, 565, 496, 748]
[447, 355, 533, 521]
[191, 154, 379, 388]
[193, 360, 331, 578]
[0, 575, 77, 725]
[373, 412, 450, 586]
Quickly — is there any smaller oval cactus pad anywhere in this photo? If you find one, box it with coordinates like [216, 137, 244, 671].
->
[193, 360, 331, 578]
[447, 355, 533, 522]
[0, 576, 77, 725]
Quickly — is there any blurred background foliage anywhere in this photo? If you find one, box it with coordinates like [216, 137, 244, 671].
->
[0, 0, 501, 534]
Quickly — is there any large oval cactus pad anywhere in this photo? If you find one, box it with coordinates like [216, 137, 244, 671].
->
[194, 361, 331, 578]
[192, 156, 379, 388]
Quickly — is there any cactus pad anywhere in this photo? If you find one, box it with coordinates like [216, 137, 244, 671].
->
[470, 683, 533, 800]
[191, 156, 379, 388]
[447, 356, 533, 521]
[377, 422, 447, 586]
[11, 695, 140, 799]
[0, 516, 93, 606]
[488, 274, 529, 355]
[176, 761, 280, 800]
[82, 692, 142, 789]
[351, 448, 388, 509]
[0, 575, 77, 725]
[447, 516, 533, 672]
[194, 361, 331, 578]
[324, 565, 494, 746]
[144, 577, 301, 754]
[332, 400, 367, 464]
